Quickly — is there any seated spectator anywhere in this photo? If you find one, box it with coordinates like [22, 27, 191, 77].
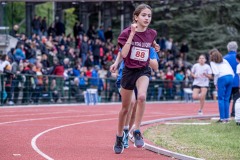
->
[72, 63, 81, 77]
[79, 71, 87, 90]
[84, 54, 94, 68]
[21, 61, 36, 104]
[14, 43, 26, 62]
[10, 24, 20, 38]
[32, 61, 44, 103]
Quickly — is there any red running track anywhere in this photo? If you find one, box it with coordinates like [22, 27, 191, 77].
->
[0, 102, 218, 160]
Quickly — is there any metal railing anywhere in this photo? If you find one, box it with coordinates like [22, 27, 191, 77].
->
[0, 73, 217, 106]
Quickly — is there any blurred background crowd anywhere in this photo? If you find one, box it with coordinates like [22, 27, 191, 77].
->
[0, 15, 205, 105]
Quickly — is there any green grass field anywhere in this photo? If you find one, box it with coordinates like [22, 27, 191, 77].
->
[144, 119, 240, 160]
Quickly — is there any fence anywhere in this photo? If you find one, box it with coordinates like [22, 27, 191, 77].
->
[0, 73, 217, 106]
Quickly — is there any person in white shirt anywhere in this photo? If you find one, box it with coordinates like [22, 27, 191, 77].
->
[191, 55, 212, 115]
[209, 49, 234, 123]
[235, 53, 240, 125]
[236, 53, 240, 75]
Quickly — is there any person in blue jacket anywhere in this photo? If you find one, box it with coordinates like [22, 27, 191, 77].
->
[224, 41, 239, 117]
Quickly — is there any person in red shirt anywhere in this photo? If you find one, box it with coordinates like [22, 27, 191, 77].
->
[51, 58, 64, 102]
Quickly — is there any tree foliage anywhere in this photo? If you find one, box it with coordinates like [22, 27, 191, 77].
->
[151, 0, 240, 61]
[4, 2, 25, 33]
[3, 0, 240, 63]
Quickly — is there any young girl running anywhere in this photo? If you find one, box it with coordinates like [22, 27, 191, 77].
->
[191, 55, 212, 115]
[111, 47, 158, 149]
[113, 3, 158, 154]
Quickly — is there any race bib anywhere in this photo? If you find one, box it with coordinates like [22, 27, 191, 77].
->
[130, 46, 149, 61]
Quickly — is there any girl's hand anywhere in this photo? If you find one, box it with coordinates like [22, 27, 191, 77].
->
[153, 41, 160, 52]
[130, 23, 137, 35]
[110, 63, 118, 73]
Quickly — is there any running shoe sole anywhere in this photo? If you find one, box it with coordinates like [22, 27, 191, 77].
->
[113, 145, 124, 154]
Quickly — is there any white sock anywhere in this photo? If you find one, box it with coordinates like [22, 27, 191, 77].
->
[123, 126, 129, 130]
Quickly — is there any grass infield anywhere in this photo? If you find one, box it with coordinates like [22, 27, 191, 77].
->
[144, 119, 240, 160]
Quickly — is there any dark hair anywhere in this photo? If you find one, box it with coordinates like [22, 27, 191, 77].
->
[209, 48, 223, 63]
[132, 4, 152, 23]
[0, 54, 7, 61]
[236, 53, 240, 61]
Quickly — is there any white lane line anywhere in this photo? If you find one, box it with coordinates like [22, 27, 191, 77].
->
[0, 111, 80, 117]
[0, 112, 166, 126]
[0, 113, 117, 125]
[165, 122, 210, 125]
[31, 118, 117, 160]
[31, 114, 170, 160]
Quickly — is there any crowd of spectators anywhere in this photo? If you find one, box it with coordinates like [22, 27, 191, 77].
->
[0, 16, 199, 105]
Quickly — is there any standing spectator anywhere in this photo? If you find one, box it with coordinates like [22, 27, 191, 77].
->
[191, 55, 212, 115]
[165, 66, 174, 99]
[78, 23, 85, 37]
[50, 77, 59, 102]
[87, 25, 97, 40]
[180, 40, 189, 61]
[97, 26, 105, 42]
[31, 15, 41, 35]
[92, 39, 101, 66]
[0, 55, 13, 104]
[159, 37, 166, 51]
[165, 38, 173, 53]
[235, 53, 240, 125]
[12, 61, 23, 104]
[105, 26, 113, 42]
[73, 22, 79, 39]
[57, 45, 66, 64]
[224, 41, 239, 117]
[41, 17, 48, 36]
[51, 58, 64, 102]
[209, 49, 234, 123]
[41, 54, 51, 71]
[80, 35, 89, 66]
[37, 16, 43, 36]
[55, 17, 65, 36]
[48, 23, 56, 37]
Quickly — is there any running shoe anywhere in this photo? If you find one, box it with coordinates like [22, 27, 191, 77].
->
[133, 130, 145, 148]
[113, 132, 125, 154]
[123, 129, 129, 148]
[198, 110, 203, 115]
[216, 119, 225, 123]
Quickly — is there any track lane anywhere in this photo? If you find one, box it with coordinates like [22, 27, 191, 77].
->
[0, 102, 218, 160]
